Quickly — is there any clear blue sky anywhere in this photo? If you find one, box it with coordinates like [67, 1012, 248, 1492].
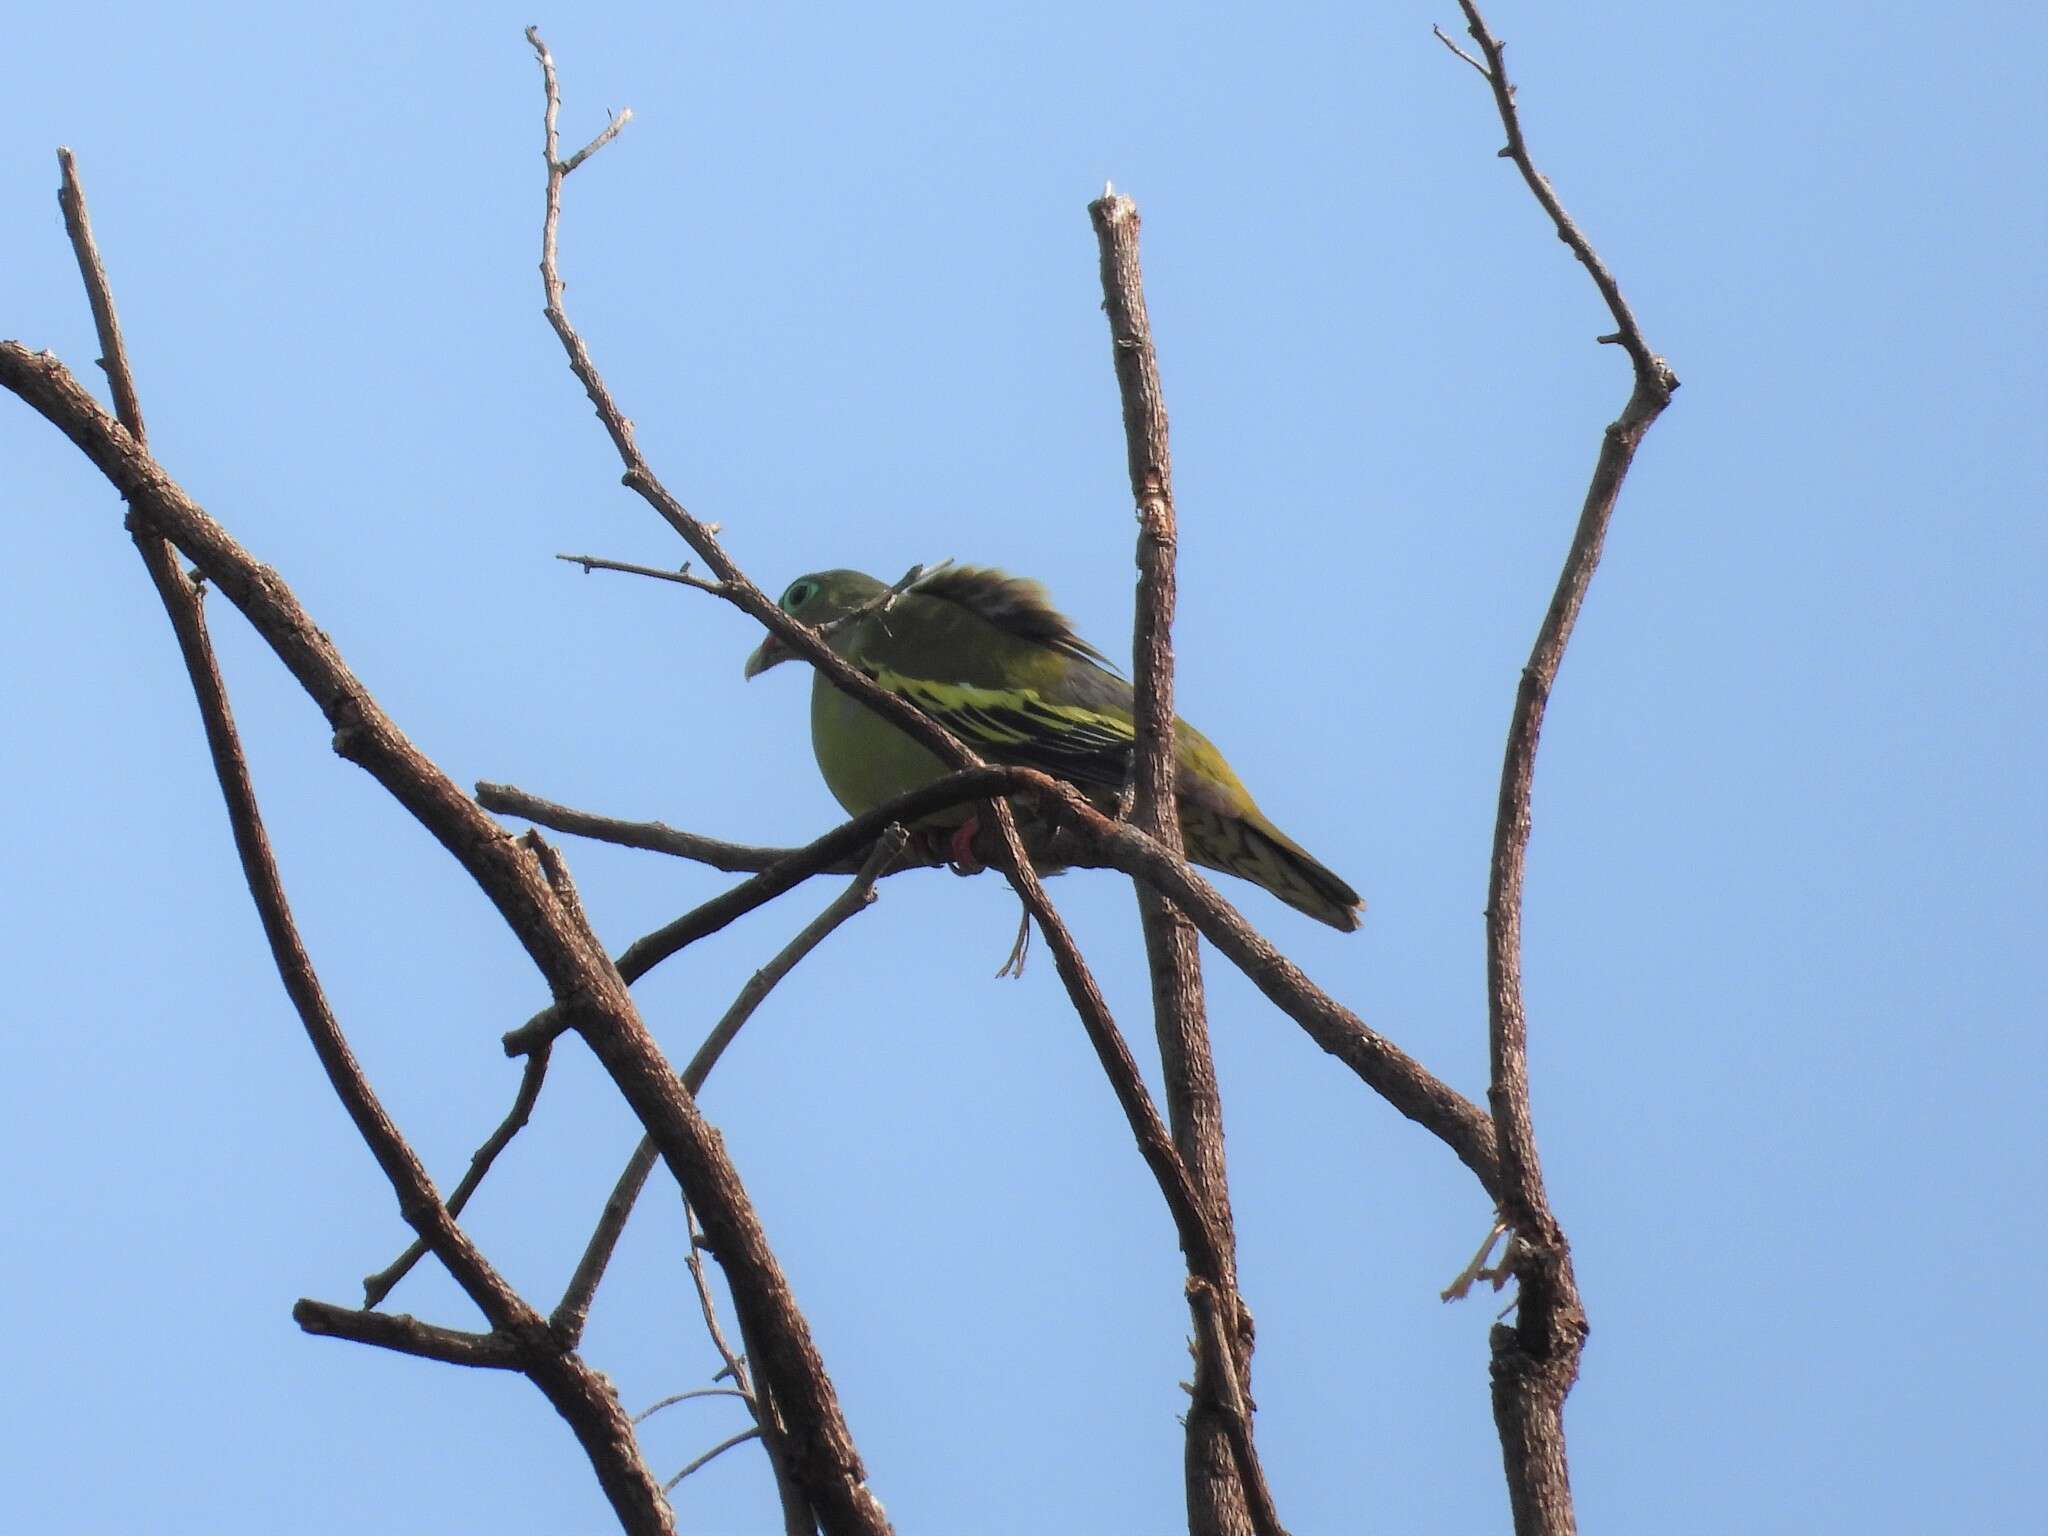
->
[6, 3, 2041, 1532]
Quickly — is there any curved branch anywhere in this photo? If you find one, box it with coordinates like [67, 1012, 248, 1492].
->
[551, 828, 908, 1343]
[486, 767, 1505, 1192]
[488, 767, 1045, 1055]
[996, 844, 1228, 1285]
[1081, 800, 1503, 1193]
[1439, 7, 1679, 1534]
[0, 343, 888, 1536]
[40, 150, 682, 1536]
[666, 1427, 765, 1492]
[363, 1045, 552, 1307]
[521, 32, 988, 801]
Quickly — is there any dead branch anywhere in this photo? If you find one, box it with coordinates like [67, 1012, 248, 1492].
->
[291, 1302, 527, 1369]
[0, 339, 888, 1536]
[521, 30, 988, 799]
[666, 1427, 765, 1493]
[485, 767, 1505, 1192]
[45, 149, 680, 1536]
[552, 828, 909, 1344]
[488, 769, 1045, 1056]
[1090, 186, 1270, 1535]
[1438, 5, 1680, 1534]
[363, 1044, 552, 1307]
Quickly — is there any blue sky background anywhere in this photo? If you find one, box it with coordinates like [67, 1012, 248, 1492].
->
[6, 3, 2042, 1532]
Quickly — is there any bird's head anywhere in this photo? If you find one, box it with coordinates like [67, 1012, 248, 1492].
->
[742, 569, 889, 678]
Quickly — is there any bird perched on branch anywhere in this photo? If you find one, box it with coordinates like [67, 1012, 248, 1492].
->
[743, 564, 1363, 931]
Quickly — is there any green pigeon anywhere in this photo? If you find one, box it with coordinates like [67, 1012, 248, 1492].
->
[743, 565, 1363, 931]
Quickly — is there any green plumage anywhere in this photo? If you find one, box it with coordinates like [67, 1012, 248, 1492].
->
[744, 566, 1363, 931]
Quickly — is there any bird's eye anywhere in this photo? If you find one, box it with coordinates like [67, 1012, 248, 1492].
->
[782, 579, 818, 612]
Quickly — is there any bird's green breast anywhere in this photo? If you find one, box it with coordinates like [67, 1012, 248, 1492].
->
[808, 671, 960, 821]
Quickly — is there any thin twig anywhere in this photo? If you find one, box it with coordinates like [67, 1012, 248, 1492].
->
[677, 1208, 815, 1531]
[479, 767, 1027, 874]
[563, 109, 634, 176]
[559, 551, 727, 594]
[635, 1387, 753, 1422]
[55, 149, 147, 444]
[55, 150, 526, 1351]
[680, 825, 909, 1091]
[664, 1427, 764, 1493]
[1430, 24, 1491, 80]
[988, 815, 1229, 1286]
[517, 48, 1027, 1525]
[1441, 3, 1678, 379]
[687, 1205, 815, 1534]
[556, 1138, 663, 1338]
[735, 1334, 816, 1536]
[1440, 1216, 1513, 1303]
[551, 829, 908, 1342]
[683, 1207, 754, 1402]
[490, 771, 1043, 1055]
[362, 1044, 552, 1307]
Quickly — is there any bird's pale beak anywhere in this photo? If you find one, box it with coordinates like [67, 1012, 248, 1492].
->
[743, 633, 791, 679]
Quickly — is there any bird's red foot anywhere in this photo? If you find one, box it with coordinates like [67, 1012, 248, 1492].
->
[947, 815, 984, 876]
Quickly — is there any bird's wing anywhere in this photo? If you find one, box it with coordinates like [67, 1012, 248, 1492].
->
[861, 661, 1137, 792]
[907, 565, 1121, 673]
[843, 567, 1140, 790]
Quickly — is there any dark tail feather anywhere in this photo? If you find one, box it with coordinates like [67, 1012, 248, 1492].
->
[1183, 804, 1364, 932]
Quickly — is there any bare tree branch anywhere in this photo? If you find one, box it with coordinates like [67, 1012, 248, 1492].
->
[1090, 186, 1268, 1536]
[1437, 6, 1674, 376]
[0, 338, 888, 1536]
[1438, 6, 1680, 1534]
[362, 1045, 552, 1307]
[487, 768, 1506, 1192]
[997, 848, 1228, 1282]
[290, 1302, 527, 1369]
[55, 149, 146, 443]
[636, 1387, 753, 1421]
[1073, 795, 1505, 1193]
[689, 1206, 817, 1536]
[0, 22, 1686, 1534]
[666, 1427, 765, 1493]
[39, 147, 692, 1536]
[517, 82, 1367, 1507]
[1188, 1279, 1288, 1536]
[0, 16, 1697, 1532]
[488, 770, 1044, 1056]
[559, 550, 727, 594]
[520, 31, 1000, 808]
[478, 768, 1032, 878]
[552, 828, 909, 1343]
[683, 1207, 756, 1415]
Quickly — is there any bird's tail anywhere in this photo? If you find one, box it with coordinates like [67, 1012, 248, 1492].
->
[1181, 804, 1364, 932]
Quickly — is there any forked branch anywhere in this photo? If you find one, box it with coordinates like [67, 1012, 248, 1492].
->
[1437, 6, 1679, 1535]
[42, 153, 680, 1536]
